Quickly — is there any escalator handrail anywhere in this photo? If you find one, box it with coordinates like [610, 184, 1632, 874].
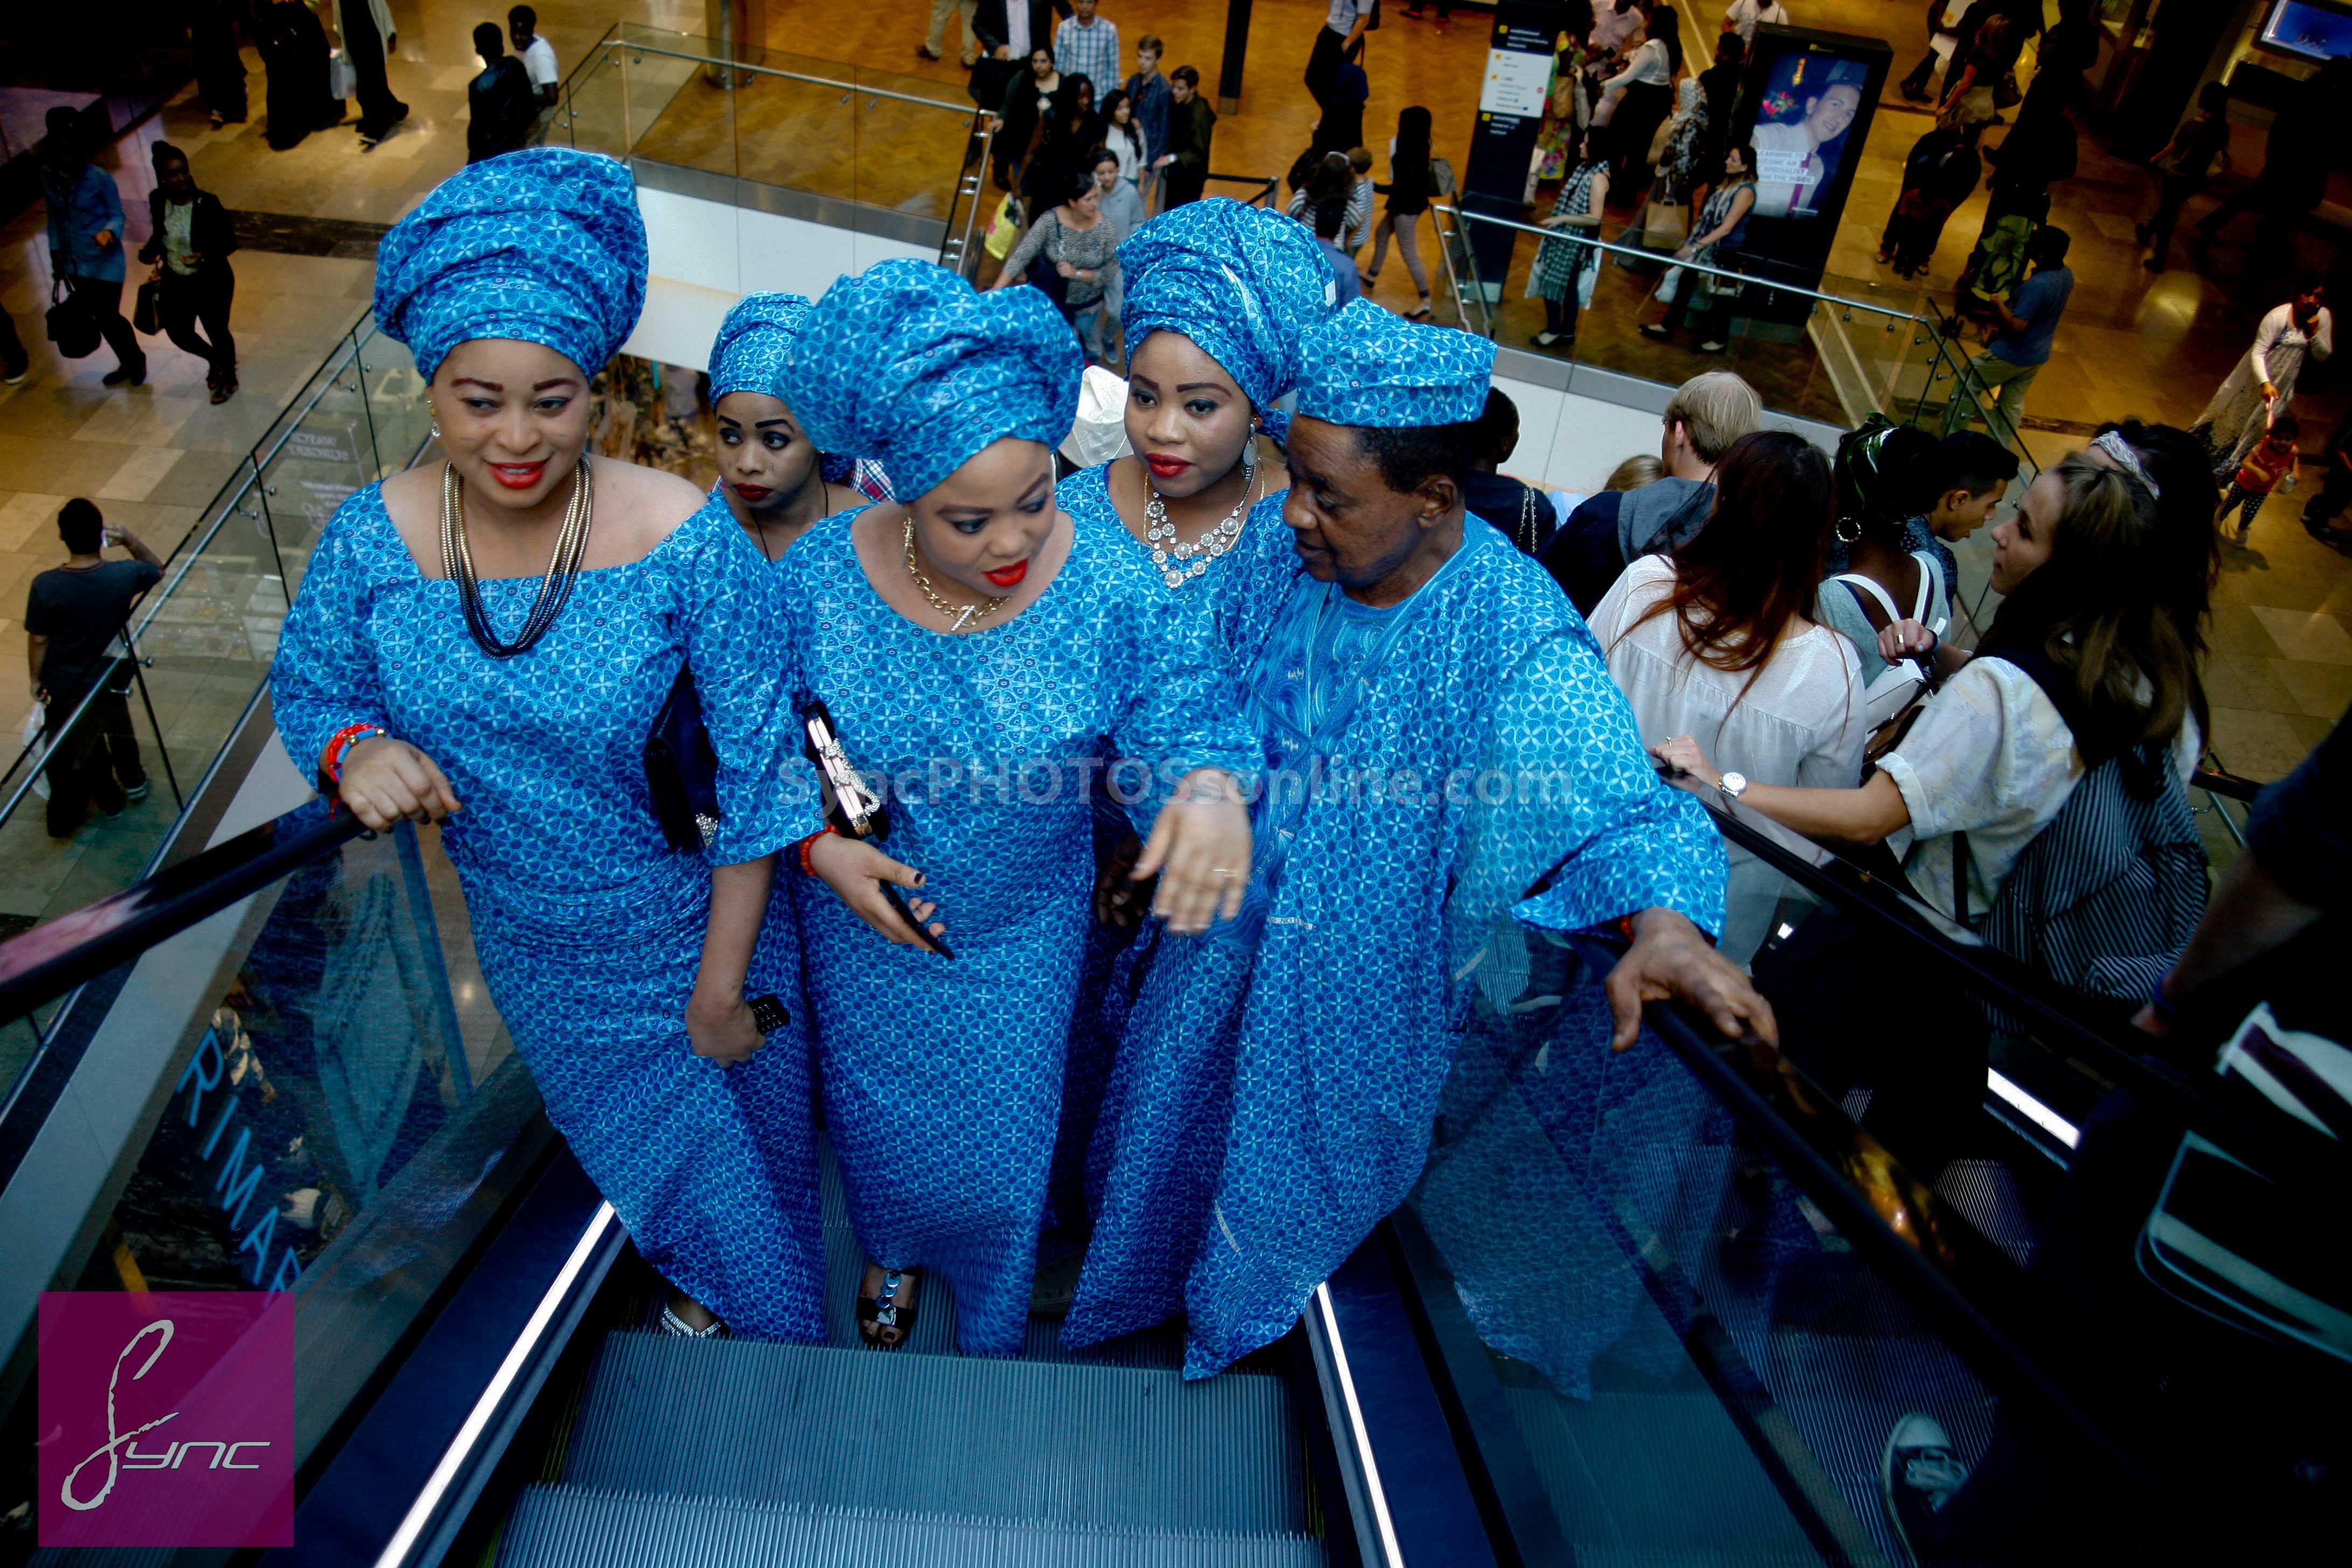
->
[1627, 955, 2165, 1502]
[0, 802, 366, 1025]
[1698, 792, 2352, 1193]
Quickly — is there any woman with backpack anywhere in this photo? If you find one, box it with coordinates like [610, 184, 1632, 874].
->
[1654, 450, 2203, 1168]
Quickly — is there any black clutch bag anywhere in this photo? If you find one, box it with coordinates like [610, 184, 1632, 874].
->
[646, 664, 722, 853]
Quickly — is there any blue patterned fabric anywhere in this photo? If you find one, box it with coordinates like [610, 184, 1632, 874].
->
[788, 260, 1082, 501]
[1067, 524, 1727, 1373]
[374, 148, 647, 381]
[1294, 297, 1494, 429]
[1044, 464, 1298, 1236]
[709, 291, 814, 403]
[1119, 197, 1341, 411]
[779, 502, 1259, 1357]
[270, 485, 824, 1341]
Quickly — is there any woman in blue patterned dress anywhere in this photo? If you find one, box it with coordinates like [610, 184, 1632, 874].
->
[706, 290, 855, 561]
[269, 149, 826, 1343]
[1052, 198, 1339, 1340]
[779, 258, 1262, 1356]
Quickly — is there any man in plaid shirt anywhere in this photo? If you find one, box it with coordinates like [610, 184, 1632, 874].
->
[1055, 0, 1120, 93]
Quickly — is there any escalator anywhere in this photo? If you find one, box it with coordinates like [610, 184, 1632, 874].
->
[1, 688, 2336, 1566]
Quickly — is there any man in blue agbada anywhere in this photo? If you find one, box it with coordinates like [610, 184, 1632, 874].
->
[1074, 299, 1773, 1376]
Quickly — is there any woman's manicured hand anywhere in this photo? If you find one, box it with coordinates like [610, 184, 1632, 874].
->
[336, 737, 461, 829]
[1135, 769, 1251, 935]
[807, 831, 948, 949]
[1879, 617, 1937, 663]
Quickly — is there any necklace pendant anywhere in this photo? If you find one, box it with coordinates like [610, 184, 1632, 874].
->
[1163, 567, 1185, 588]
[1151, 549, 1168, 566]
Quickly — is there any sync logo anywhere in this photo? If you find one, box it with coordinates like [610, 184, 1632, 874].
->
[59, 1318, 271, 1513]
[38, 1291, 294, 1549]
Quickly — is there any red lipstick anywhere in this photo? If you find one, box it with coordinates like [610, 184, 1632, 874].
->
[1145, 453, 1192, 479]
[487, 459, 548, 491]
[732, 482, 773, 502]
[984, 559, 1030, 589]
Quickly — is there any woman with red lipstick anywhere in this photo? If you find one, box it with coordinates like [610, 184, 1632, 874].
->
[270, 151, 828, 1348]
[1051, 197, 1343, 1345]
[776, 259, 1261, 1357]
[706, 291, 842, 559]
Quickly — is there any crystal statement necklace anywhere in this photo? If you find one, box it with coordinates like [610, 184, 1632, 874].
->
[440, 458, 593, 658]
[904, 512, 1005, 632]
[1144, 440, 1258, 589]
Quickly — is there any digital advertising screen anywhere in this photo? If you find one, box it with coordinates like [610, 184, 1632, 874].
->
[1748, 53, 1871, 221]
[2259, 1, 2352, 65]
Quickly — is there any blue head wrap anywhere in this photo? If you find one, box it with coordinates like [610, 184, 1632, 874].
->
[1119, 198, 1340, 411]
[787, 260, 1082, 501]
[374, 149, 648, 382]
[709, 291, 813, 403]
[1294, 298, 1495, 429]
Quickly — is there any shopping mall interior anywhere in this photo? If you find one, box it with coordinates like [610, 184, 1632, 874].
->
[0, 3, 2340, 1565]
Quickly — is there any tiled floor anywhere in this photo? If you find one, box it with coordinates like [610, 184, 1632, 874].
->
[0, 0, 2339, 930]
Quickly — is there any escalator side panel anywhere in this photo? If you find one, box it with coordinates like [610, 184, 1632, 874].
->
[270, 1147, 617, 1568]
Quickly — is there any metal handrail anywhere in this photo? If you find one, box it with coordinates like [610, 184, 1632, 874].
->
[598, 34, 978, 115]
[1439, 201, 1936, 329]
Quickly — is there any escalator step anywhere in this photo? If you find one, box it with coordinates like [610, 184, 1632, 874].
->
[564, 1331, 1307, 1535]
[499, 1486, 1324, 1567]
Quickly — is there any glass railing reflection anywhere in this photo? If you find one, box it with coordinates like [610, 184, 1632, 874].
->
[1408, 918, 2008, 1566]
[0, 317, 425, 1109]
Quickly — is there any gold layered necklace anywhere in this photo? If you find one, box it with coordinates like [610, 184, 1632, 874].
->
[440, 458, 594, 658]
[903, 512, 1005, 633]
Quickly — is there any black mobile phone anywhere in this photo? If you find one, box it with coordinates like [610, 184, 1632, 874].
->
[879, 881, 955, 960]
[747, 993, 790, 1033]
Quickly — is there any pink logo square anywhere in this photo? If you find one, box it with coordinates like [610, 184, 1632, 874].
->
[38, 1292, 295, 1549]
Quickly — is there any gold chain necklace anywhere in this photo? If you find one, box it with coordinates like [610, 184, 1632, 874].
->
[439, 458, 593, 658]
[903, 512, 1006, 632]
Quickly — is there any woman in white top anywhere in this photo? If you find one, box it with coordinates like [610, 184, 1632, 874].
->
[2192, 281, 2333, 474]
[1595, 4, 1677, 134]
[1591, 430, 1867, 963]
[1653, 451, 2201, 930]
[1098, 88, 1146, 187]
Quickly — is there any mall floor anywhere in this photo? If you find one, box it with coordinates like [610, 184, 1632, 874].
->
[0, 1, 2338, 937]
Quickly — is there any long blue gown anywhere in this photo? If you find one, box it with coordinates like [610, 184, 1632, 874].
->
[1072, 520, 1729, 1375]
[270, 484, 828, 1342]
[1045, 462, 1297, 1238]
[778, 502, 1261, 1357]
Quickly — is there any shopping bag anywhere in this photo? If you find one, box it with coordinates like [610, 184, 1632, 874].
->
[21, 706, 50, 801]
[133, 277, 162, 337]
[1575, 251, 1599, 311]
[44, 278, 98, 359]
[983, 195, 1021, 260]
[1655, 265, 1685, 306]
[328, 48, 356, 102]
[1641, 198, 1687, 250]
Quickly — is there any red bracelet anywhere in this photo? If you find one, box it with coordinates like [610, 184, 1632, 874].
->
[796, 824, 841, 876]
[321, 723, 388, 785]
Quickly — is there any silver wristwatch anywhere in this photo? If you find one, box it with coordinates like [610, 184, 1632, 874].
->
[1717, 771, 1749, 800]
